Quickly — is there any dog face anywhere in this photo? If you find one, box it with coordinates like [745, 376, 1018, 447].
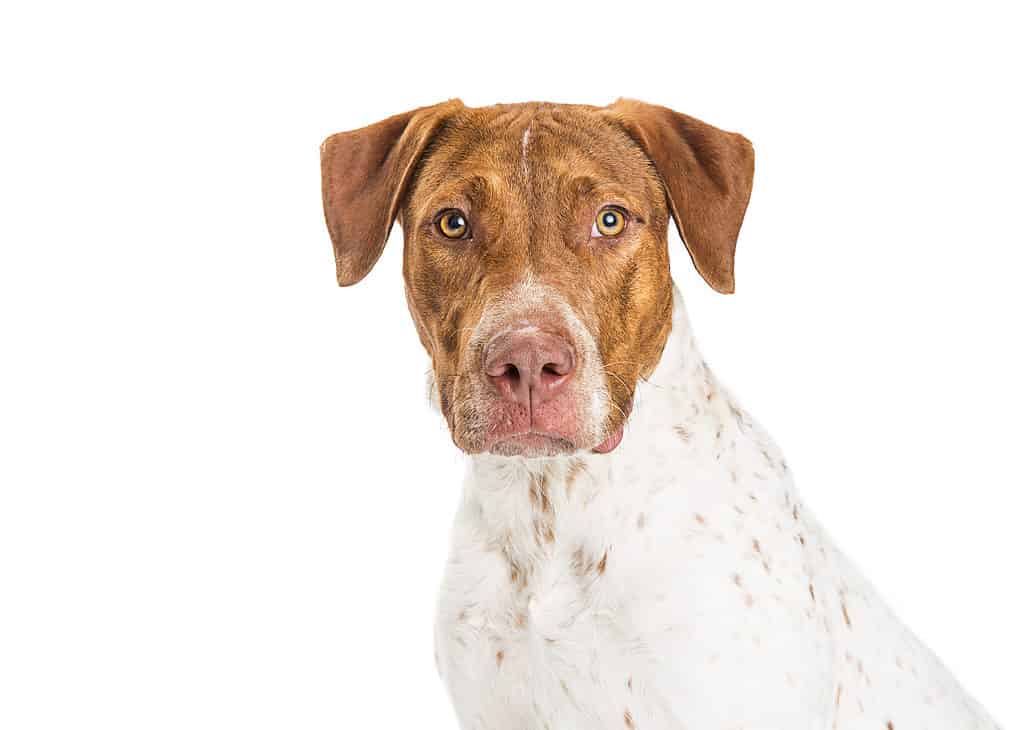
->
[321, 100, 753, 457]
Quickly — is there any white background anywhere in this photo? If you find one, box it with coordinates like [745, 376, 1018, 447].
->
[2, 2, 1021, 728]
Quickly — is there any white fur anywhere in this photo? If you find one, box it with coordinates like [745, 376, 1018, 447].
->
[433, 284, 999, 730]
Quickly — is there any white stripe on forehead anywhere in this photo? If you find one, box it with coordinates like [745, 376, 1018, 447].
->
[520, 121, 532, 180]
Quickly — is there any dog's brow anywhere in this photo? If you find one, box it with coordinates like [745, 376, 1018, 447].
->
[566, 176, 647, 212]
[419, 174, 503, 214]
[568, 176, 598, 196]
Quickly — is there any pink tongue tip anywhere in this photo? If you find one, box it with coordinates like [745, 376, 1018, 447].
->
[592, 423, 625, 454]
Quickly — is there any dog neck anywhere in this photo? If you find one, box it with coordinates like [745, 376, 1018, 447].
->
[458, 282, 797, 565]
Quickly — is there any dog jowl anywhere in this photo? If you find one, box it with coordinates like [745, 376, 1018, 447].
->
[320, 100, 754, 457]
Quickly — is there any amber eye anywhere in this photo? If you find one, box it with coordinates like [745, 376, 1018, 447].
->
[593, 207, 626, 237]
[437, 210, 469, 239]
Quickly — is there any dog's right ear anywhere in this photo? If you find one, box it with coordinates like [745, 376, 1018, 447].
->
[320, 99, 464, 286]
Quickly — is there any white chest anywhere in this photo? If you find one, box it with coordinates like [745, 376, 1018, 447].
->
[432, 410, 998, 730]
[434, 444, 841, 730]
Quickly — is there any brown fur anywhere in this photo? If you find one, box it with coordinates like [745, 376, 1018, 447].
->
[320, 99, 754, 453]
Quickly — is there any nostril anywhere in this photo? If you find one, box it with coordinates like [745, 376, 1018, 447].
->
[489, 363, 520, 383]
[540, 358, 574, 387]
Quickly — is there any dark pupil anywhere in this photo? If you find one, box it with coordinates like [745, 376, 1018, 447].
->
[602, 212, 618, 227]
[447, 214, 464, 230]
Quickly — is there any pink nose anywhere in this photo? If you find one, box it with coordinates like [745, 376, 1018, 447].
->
[484, 329, 576, 407]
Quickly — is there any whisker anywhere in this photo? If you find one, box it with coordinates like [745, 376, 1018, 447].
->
[601, 360, 644, 369]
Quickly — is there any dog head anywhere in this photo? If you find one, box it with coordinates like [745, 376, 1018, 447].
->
[321, 100, 753, 457]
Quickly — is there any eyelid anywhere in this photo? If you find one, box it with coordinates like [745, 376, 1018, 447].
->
[598, 199, 648, 225]
[597, 204, 633, 227]
[432, 207, 467, 223]
[600, 203, 630, 216]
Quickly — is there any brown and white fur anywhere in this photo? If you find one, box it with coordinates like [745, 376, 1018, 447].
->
[320, 99, 1000, 730]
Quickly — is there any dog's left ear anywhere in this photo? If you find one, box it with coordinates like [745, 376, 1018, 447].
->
[604, 99, 754, 294]
[320, 99, 464, 286]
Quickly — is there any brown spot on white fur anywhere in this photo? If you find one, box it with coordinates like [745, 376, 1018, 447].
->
[572, 546, 608, 578]
[624, 709, 635, 729]
[507, 555, 527, 591]
[565, 459, 587, 495]
[535, 519, 555, 545]
[529, 472, 552, 513]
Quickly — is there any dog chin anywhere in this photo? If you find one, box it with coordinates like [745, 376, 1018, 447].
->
[481, 421, 627, 458]
[486, 432, 578, 458]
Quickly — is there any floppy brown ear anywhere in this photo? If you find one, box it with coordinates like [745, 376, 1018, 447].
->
[320, 99, 464, 286]
[604, 99, 754, 294]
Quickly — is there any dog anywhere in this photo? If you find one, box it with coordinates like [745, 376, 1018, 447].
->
[320, 100, 999, 730]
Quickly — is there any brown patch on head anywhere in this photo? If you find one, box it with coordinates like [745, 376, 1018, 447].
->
[320, 99, 754, 456]
[495, 650, 504, 667]
[398, 102, 674, 453]
[623, 709, 635, 729]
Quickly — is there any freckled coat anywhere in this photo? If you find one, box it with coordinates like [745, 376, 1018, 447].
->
[434, 288, 999, 730]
